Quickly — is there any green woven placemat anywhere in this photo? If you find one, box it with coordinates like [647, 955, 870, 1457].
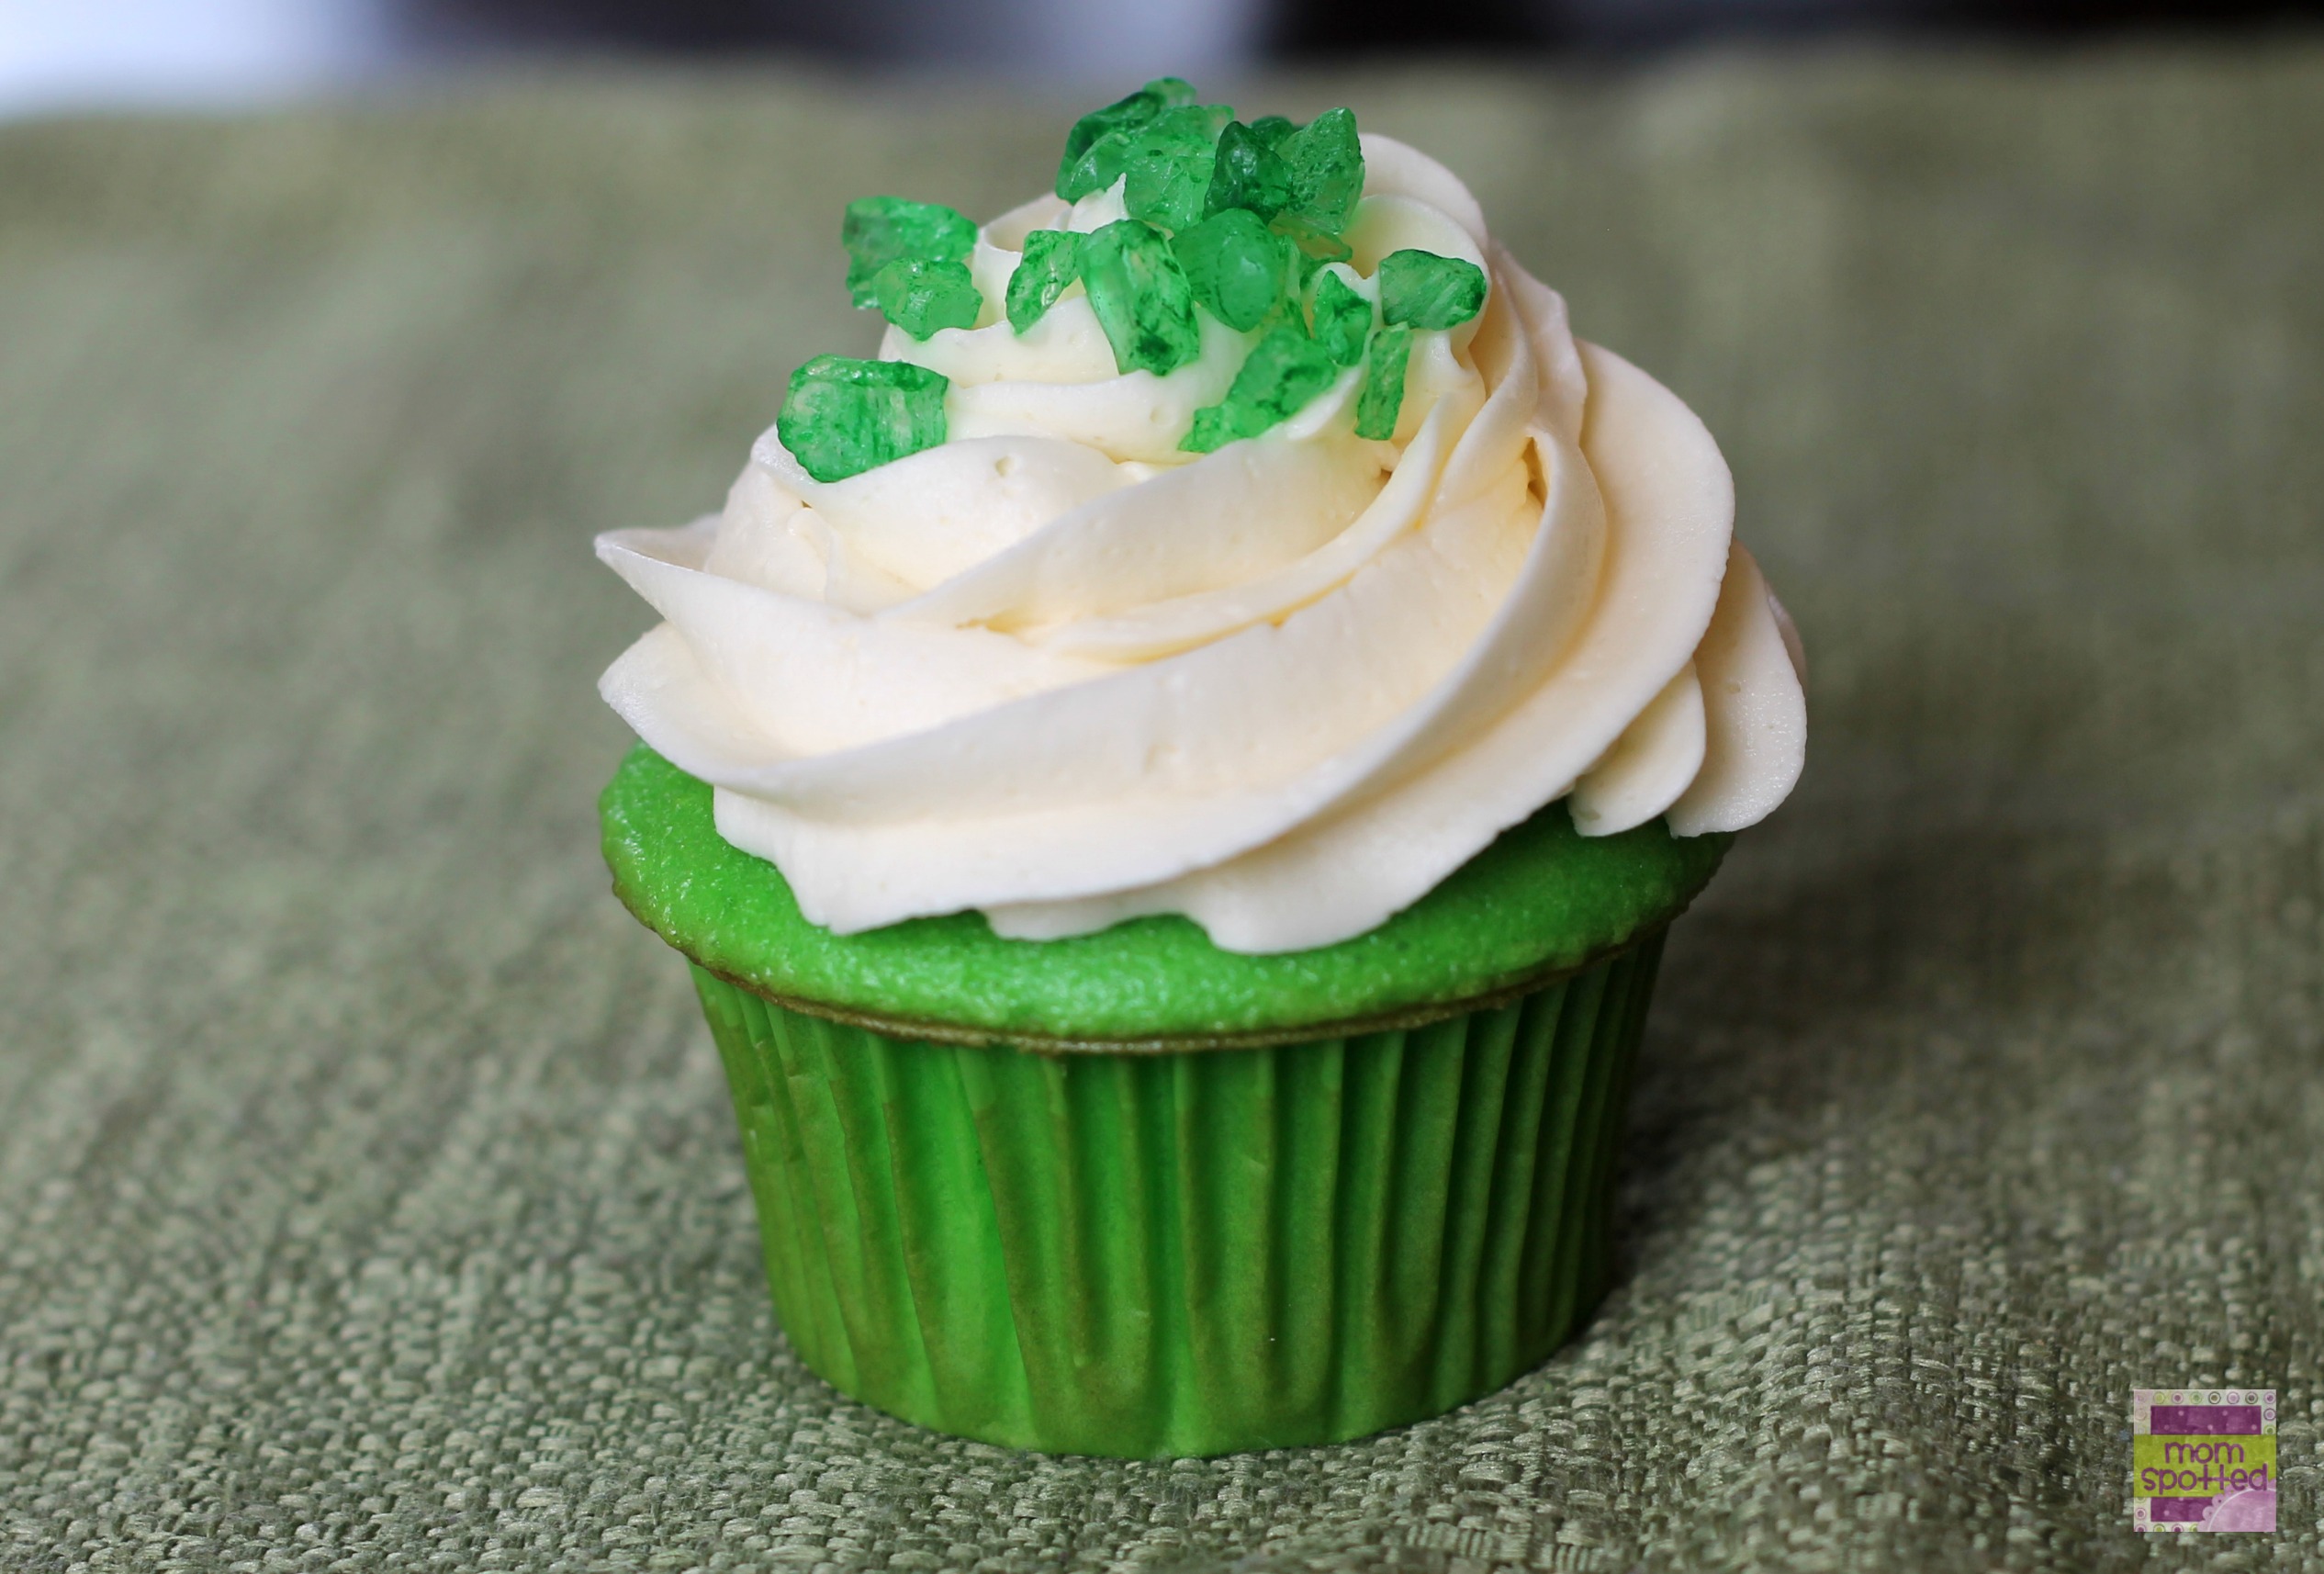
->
[3, 47, 2322, 1571]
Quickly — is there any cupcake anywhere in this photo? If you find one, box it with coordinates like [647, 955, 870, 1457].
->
[596, 79, 1806, 1459]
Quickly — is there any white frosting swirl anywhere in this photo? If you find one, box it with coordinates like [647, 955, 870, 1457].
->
[598, 135, 1807, 954]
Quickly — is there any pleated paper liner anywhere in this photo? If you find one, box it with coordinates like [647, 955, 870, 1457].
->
[690, 928, 1666, 1459]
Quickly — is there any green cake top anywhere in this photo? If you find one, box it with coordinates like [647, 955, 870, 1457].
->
[602, 747, 1729, 1050]
[776, 80, 1488, 483]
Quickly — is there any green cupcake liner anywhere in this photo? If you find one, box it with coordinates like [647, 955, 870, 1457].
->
[690, 928, 1666, 1459]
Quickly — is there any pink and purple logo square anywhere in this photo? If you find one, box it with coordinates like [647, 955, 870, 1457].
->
[2133, 1388, 2275, 1533]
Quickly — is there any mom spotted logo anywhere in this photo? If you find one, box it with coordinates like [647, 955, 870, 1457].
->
[2132, 1388, 2275, 1533]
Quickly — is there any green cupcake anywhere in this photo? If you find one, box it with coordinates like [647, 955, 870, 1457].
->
[596, 84, 1806, 1458]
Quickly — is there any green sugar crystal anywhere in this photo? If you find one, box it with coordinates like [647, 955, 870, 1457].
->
[1378, 249, 1488, 330]
[1005, 230, 1083, 332]
[1310, 270, 1373, 365]
[1183, 328, 1340, 452]
[1247, 115, 1297, 148]
[1276, 108, 1365, 241]
[1081, 219, 1202, 377]
[1058, 88, 1223, 209]
[1291, 230, 1354, 264]
[1173, 209, 1290, 333]
[776, 355, 949, 483]
[873, 257, 982, 340]
[841, 197, 976, 311]
[1354, 324, 1411, 441]
[1118, 105, 1236, 233]
[1058, 134, 1135, 208]
[1056, 76, 1196, 200]
[1205, 119, 1296, 220]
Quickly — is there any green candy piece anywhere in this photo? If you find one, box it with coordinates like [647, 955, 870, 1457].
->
[1056, 76, 1196, 200]
[1286, 228, 1354, 264]
[1378, 248, 1489, 330]
[1183, 327, 1340, 453]
[1310, 270, 1373, 365]
[1205, 118, 1296, 220]
[1355, 324, 1412, 441]
[1005, 229, 1083, 332]
[1276, 107, 1365, 240]
[1247, 114, 1297, 149]
[1081, 219, 1202, 377]
[1059, 132, 1137, 209]
[1118, 105, 1236, 233]
[872, 257, 982, 340]
[1173, 209, 1290, 333]
[775, 354, 949, 483]
[841, 197, 975, 310]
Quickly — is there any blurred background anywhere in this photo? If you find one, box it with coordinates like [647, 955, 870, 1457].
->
[4, 0, 2321, 118]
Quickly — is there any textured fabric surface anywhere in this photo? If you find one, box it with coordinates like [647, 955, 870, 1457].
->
[3, 46, 2322, 1572]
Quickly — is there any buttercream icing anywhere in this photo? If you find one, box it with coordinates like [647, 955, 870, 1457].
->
[598, 129, 1806, 953]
